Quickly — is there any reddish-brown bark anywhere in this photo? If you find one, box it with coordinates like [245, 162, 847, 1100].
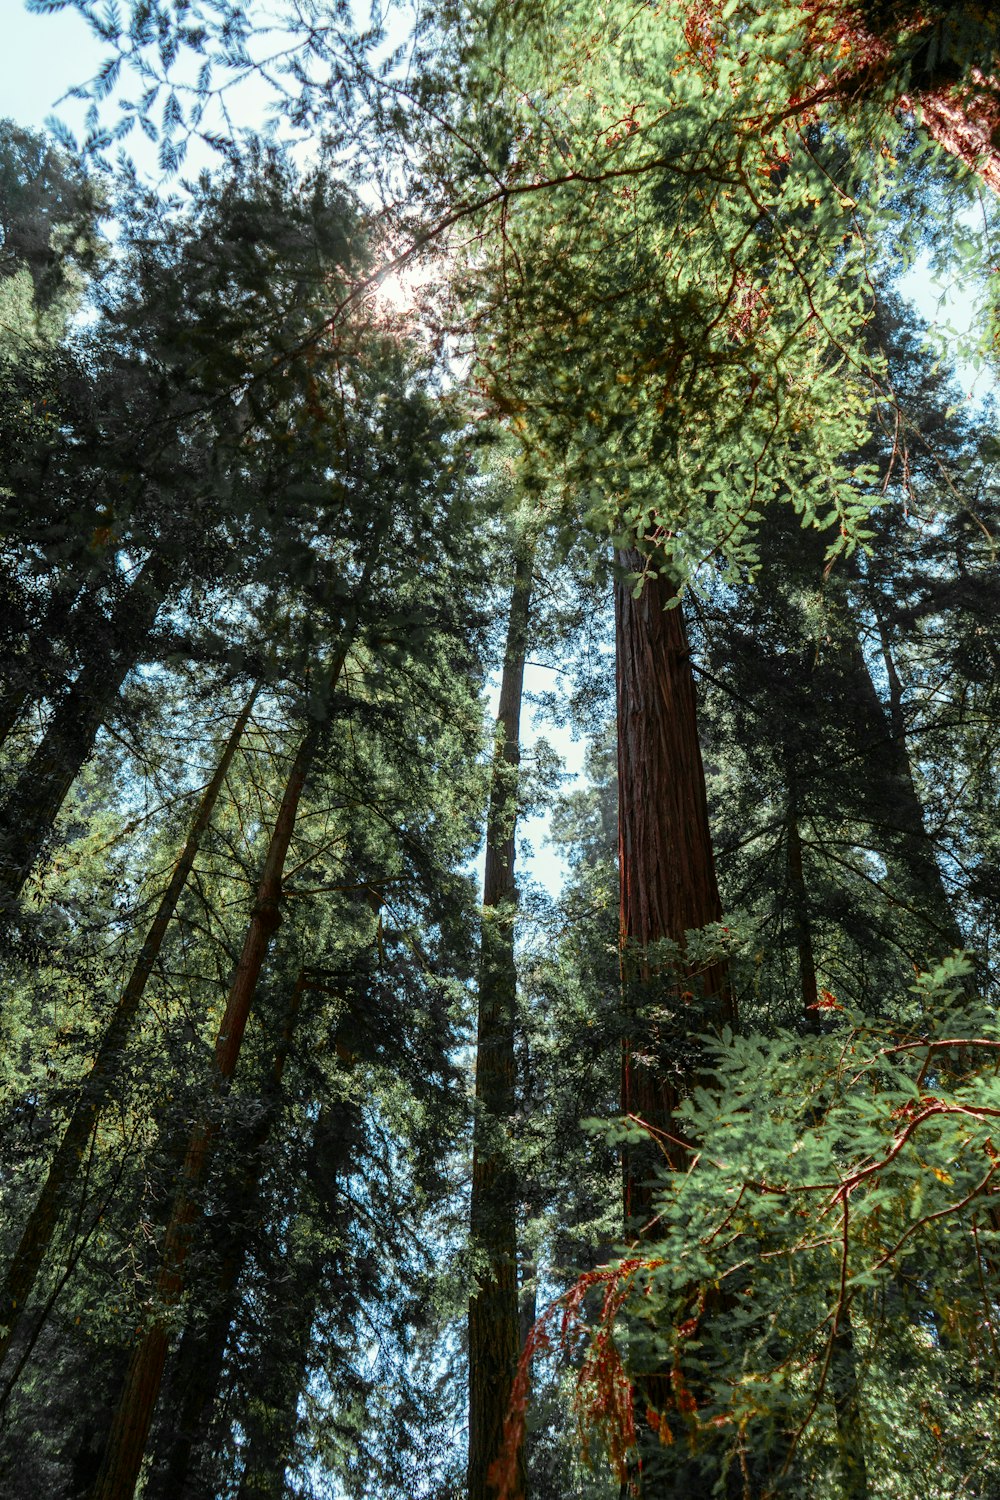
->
[804, 2, 1000, 194]
[615, 553, 733, 1221]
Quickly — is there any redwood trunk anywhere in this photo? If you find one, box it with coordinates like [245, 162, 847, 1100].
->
[615, 554, 732, 1221]
[468, 540, 533, 1500]
[814, 3, 1000, 195]
[0, 684, 258, 1377]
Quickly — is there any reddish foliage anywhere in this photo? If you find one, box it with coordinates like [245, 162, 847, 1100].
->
[488, 1257, 664, 1500]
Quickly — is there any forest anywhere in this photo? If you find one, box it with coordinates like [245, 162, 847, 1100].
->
[1, 1, 1000, 1497]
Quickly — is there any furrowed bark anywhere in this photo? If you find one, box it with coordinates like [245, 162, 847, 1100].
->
[804, 3, 1000, 195]
[0, 684, 259, 1378]
[469, 538, 534, 1500]
[0, 551, 171, 917]
[615, 553, 732, 1219]
[88, 628, 357, 1500]
[615, 553, 741, 1497]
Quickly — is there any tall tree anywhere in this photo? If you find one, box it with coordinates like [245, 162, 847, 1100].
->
[468, 519, 535, 1500]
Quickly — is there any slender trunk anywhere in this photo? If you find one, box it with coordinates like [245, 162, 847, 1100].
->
[144, 971, 308, 1500]
[468, 539, 534, 1500]
[786, 789, 870, 1500]
[0, 685, 259, 1378]
[849, 621, 964, 957]
[236, 1093, 358, 1500]
[786, 779, 819, 1021]
[89, 630, 357, 1500]
[0, 552, 171, 914]
[615, 555, 732, 1221]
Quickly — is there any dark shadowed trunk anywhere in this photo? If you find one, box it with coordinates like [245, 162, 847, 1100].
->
[0, 551, 172, 917]
[786, 786, 870, 1500]
[468, 537, 534, 1500]
[144, 970, 308, 1500]
[0, 684, 259, 1380]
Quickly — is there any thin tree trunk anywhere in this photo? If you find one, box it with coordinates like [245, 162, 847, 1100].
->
[786, 778, 819, 1022]
[88, 626, 359, 1500]
[468, 537, 534, 1500]
[144, 970, 309, 1500]
[0, 684, 259, 1378]
[615, 554, 733, 1219]
[234, 1094, 357, 1500]
[786, 788, 870, 1500]
[0, 552, 171, 915]
[849, 620, 964, 957]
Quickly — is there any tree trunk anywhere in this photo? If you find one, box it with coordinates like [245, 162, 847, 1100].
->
[848, 620, 964, 958]
[615, 554, 733, 1220]
[468, 538, 534, 1500]
[786, 777, 819, 1022]
[813, 3, 1000, 195]
[236, 1093, 358, 1500]
[144, 970, 308, 1500]
[614, 555, 739, 1497]
[0, 551, 171, 917]
[786, 788, 870, 1500]
[88, 632, 356, 1500]
[0, 684, 258, 1378]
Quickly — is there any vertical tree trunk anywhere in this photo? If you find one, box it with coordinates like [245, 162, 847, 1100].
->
[0, 684, 259, 1378]
[785, 788, 870, 1500]
[234, 1092, 358, 1500]
[614, 556, 737, 1497]
[0, 551, 171, 916]
[848, 619, 964, 957]
[468, 537, 534, 1500]
[143, 971, 309, 1500]
[786, 777, 819, 1022]
[88, 630, 357, 1500]
[615, 554, 733, 1217]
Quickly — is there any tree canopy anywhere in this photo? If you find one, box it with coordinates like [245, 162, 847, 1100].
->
[2, 4, 1000, 1498]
